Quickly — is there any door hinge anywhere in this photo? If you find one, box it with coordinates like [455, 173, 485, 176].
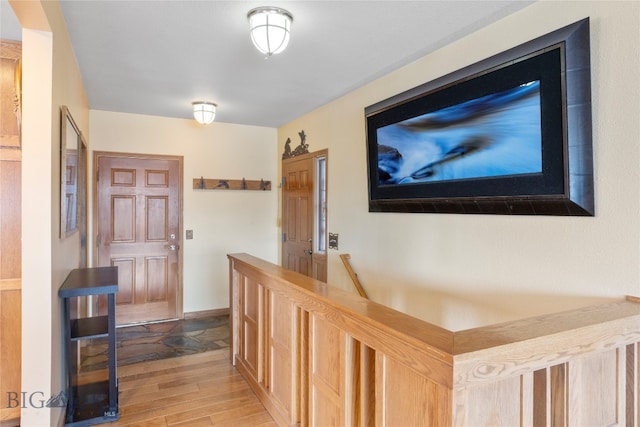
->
[96, 167, 99, 181]
[281, 177, 286, 186]
[282, 232, 286, 242]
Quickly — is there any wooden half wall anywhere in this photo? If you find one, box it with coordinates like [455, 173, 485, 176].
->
[228, 253, 640, 426]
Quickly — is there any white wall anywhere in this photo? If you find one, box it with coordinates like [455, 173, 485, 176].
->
[278, 1, 640, 331]
[89, 111, 278, 313]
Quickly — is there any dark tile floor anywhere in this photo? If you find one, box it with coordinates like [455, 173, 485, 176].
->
[80, 315, 230, 371]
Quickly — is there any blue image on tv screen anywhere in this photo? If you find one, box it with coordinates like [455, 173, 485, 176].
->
[377, 81, 542, 185]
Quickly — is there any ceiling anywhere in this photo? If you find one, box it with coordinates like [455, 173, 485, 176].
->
[3, 1, 534, 128]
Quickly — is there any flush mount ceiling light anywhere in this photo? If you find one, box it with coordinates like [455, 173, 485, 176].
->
[192, 102, 217, 125]
[247, 6, 293, 56]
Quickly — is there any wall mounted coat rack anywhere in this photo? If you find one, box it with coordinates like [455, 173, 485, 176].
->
[193, 177, 271, 191]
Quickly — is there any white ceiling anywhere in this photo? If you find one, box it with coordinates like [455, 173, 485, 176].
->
[3, 1, 534, 128]
[1, 0, 21, 40]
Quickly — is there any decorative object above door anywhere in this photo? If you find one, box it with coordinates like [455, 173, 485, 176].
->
[282, 130, 309, 159]
[365, 19, 593, 216]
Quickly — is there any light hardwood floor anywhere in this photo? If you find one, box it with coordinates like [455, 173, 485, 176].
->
[103, 349, 276, 426]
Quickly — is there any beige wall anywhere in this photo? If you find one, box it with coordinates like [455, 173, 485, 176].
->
[89, 111, 278, 313]
[278, 1, 640, 331]
[11, 0, 90, 425]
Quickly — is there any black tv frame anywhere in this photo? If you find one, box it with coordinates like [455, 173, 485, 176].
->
[365, 18, 593, 216]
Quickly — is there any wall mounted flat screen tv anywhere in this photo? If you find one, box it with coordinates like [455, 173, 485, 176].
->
[365, 18, 593, 215]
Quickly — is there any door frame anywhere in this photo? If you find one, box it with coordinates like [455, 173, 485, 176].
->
[92, 151, 184, 320]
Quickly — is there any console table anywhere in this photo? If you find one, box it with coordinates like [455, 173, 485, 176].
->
[59, 266, 118, 426]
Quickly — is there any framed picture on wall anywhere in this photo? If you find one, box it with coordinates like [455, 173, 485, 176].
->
[365, 18, 593, 216]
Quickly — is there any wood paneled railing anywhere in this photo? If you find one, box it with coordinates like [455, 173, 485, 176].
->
[228, 253, 640, 426]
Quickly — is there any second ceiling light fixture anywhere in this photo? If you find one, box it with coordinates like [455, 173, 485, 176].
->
[194, 6, 293, 124]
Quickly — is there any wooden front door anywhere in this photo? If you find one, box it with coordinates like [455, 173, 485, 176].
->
[282, 151, 327, 281]
[96, 152, 182, 324]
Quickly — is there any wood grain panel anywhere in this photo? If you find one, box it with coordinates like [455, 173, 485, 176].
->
[297, 257, 310, 279]
[532, 368, 548, 425]
[0, 289, 21, 412]
[378, 354, 451, 426]
[299, 170, 310, 190]
[145, 196, 168, 241]
[241, 277, 260, 380]
[268, 290, 297, 424]
[243, 277, 259, 322]
[299, 196, 311, 241]
[111, 257, 135, 304]
[286, 197, 297, 241]
[357, 343, 376, 427]
[463, 375, 521, 426]
[568, 349, 619, 426]
[312, 253, 327, 283]
[145, 169, 169, 187]
[0, 159, 20, 279]
[310, 315, 344, 426]
[243, 323, 259, 379]
[111, 195, 135, 242]
[0, 40, 21, 60]
[625, 343, 637, 427]
[550, 364, 567, 426]
[311, 316, 341, 395]
[145, 256, 168, 302]
[111, 168, 135, 186]
[311, 385, 341, 427]
[286, 171, 298, 191]
[0, 55, 20, 146]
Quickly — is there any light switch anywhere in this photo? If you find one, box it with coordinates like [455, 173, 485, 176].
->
[186, 230, 193, 240]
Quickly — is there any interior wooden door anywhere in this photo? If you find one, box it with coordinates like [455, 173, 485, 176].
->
[282, 150, 328, 281]
[282, 156, 314, 277]
[96, 153, 182, 325]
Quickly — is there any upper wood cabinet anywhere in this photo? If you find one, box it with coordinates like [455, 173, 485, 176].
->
[0, 38, 21, 426]
[1, 40, 21, 154]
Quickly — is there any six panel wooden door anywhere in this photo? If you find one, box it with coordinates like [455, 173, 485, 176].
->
[96, 153, 181, 324]
[282, 156, 314, 277]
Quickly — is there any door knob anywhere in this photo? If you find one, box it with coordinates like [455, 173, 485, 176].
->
[166, 244, 179, 251]
[304, 249, 312, 255]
